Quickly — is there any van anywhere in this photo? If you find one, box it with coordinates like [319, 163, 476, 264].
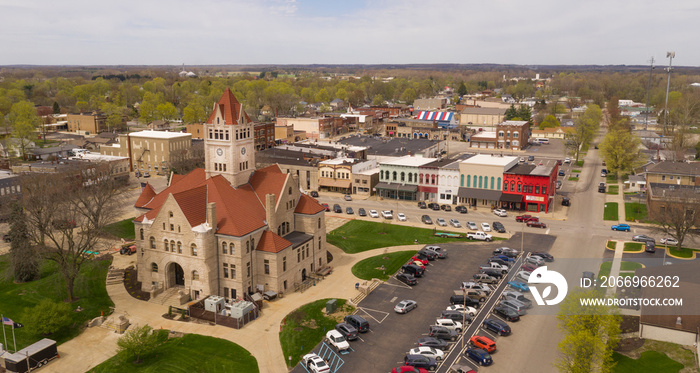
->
[645, 241, 656, 253]
[344, 315, 369, 333]
[502, 291, 532, 308]
[499, 299, 527, 315]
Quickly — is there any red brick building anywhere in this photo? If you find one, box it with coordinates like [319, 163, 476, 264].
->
[501, 163, 558, 213]
[254, 122, 275, 150]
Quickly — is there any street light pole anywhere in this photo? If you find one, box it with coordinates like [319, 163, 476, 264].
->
[663, 52, 675, 137]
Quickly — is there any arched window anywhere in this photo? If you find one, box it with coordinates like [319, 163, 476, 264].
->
[288, 187, 293, 195]
[490, 176, 495, 190]
[513, 131, 519, 138]
[192, 270, 199, 280]
[460, 175, 464, 187]
[177, 241, 182, 253]
[408, 173, 413, 182]
[497, 177, 502, 190]
[229, 243, 234, 255]
[467, 175, 471, 187]
[170, 240, 175, 252]
[169, 211, 173, 218]
[246, 241, 250, 253]
[513, 140, 519, 146]
[251, 237, 255, 251]
[164, 239, 169, 251]
[150, 237, 155, 249]
[414, 173, 418, 183]
[222, 241, 227, 254]
[151, 263, 158, 272]
[498, 131, 504, 137]
[139, 228, 144, 240]
[478, 176, 483, 188]
[285, 222, 290, 232]
[419, 174, 424, 184]
[318, 218, 321, 229]
[392, 171, 397, 181]
[191, 244, 198, 256]
[401, 172, 405, 182]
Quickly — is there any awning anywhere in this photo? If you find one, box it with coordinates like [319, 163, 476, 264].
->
[375, 182, 418, 192]
[319, 179, 351, 189]
[416, 111, 454, 121]
[500, 194, 523, 203]
[457, 187, 502, 201]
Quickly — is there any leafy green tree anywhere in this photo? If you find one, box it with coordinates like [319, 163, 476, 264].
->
[539, 114, 560, 129]
[139, 92, 165, 124]
[566, 104, 602, 162]
[100, 102, 126, 131]
[156, 102, 178, 121]
[457, 82, 467, 97]
[372, 94, 384, 106]
[599, 128, 645, 176]
[9, 101, 40, 159]
[9, 200, 39, 282]
[52, 101, 60, 114]
[505, 104, 518, 120]
[183, 100, 208, 124]
[517, 105, 533, 124]
[23, 299, 72, 335]
[314, 88, 330, 104]
[117, 325, 166, 364]
[399, 88, 417, 104]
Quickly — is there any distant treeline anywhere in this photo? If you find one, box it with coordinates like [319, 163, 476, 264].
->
[91, 74, 149, 81]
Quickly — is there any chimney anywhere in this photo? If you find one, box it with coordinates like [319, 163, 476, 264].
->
[292, 173, 299, 188]
[206, 202, 217, 230]
[266, 194, 276, 231]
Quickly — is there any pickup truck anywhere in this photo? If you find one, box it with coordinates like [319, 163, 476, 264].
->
[466, 231, 493, 241]
[515, 215, 539, 223]
[479, 262, 508, 274]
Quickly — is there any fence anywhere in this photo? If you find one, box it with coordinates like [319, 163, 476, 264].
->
[187, 299, 259, 329]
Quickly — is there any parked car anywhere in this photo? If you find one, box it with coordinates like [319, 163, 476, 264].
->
[441, 310, 472, 324]
[479, 263, 508, 275]
[369, 210, 379, 218]
[404, 355, 437, 371]
[398, 213, 407, 221]
[321, 203, 330, 211]
[556, 180, 562, 189]
[525, 256, 544, 266]
[508, 281, 529, 292]
[143, 172, 150, 178]
[416, 250, 437, 261]
[346, 207, 354, 214]
[436, 218, 447, 226]
[601, 169, 608, 177]
[411, 256, 429, 266]
[417, 337, 449, 350]
[395, 299, 418, 314]
[520, 263, 538, 273]
[480, 222, 491, 232]
[445, 304, 477, 316]
[561, 197, 570, 206]
[407, 346, 444, 361]
[303, 353, 331, 373]
[482, 318, 511, 336]
[499, 299, 527, 316]
[461, 281, 492, 295]
[487, 257, 511, 268]
[564, 157, 571, 163]
[402, 264, 425, 277]
[466, 221, 478, 230]
[515, 214, 538, 223]
[344, 315, 369, 333]
[449, 219, 462, 228]
[469, 335, 496, 353]
[428, 203, 440, 210]
[493, 305, 521, 322]
[492, 221, 506, 233]
[428, 325, 458, 341]
[502, 291, 532, 308]
[660, 237, 679, 245]
[558, 170, 565, 176]
[325, 330, 350, 351]
[310, 191, 319, 198]
[449, 295, 481, 308]
[526, 221, 547, 228]
[440, 205, 452, 212]
[493, 247, 519, 257]
[455, 205, 468, 214]
[464, 347, 493, 366]
[645, 241, 656, 253]
[479, 268, 504, 279]
[392, 366, 429, 373]
[417, 201, 427, 209]
[381, 210, 393, 219]
[633, 235, 655, 243]
[424, 245, 447, 258]
[598, 184, 606, 193]
[333, 204, 342, 213]
[611, 224, 631, 232]
[358, 208, 366, 216]
[344, 194, 352, 201]
[434, 318, 463, 332]
[493, 208, 507, 217]
[396, 273, 418, 286]
[517, 271, 531, 281]
[421, 215, 433, 224]
[473, 273, 498, 284]
[528, 155, 535, 161]
[530, 252, 554, 262]
[335, 322, 358, 341]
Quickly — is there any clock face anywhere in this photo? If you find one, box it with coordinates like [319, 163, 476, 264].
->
[241, 147, 246, 155]
[216, 148, 223, 156]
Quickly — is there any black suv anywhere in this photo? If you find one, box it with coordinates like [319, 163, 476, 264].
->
[335, 322, 358, 340]
[417, 201, 427, 209]
[493, 305, 520, 322]
[310, 191, 319, 198]
[479, 268, 504, 279]
[440, 204, 452, 211]
[562, 197, 571, 206]
[333, 204, 342, 213]
[404, 355, 437, 371]
[455, 205, 468, 214]
[428, 325, 458, 341]
[449, 295, 480, 308]
[344, 315, 369, 333]
[358, 208, 366, 216]
[492, 221, 506, 233]
[428, 203, 440, 210]
[402, 264, 425, 277]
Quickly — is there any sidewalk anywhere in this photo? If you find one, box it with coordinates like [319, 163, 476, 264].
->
[608, 175, 627, 223]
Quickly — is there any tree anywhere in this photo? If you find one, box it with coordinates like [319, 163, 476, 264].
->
[23, 299, 72, 335]
[517, 105, 533, 125]
[599, 128, 646, 176]
[556, 288, 621, 373]
[8, 101, 40, 159]
[372, 94, 384, 106]
[399, 88, 417, 104]
[170, 141, 204, 175]
[155, 102, 178, 121]
[457, 82, 467, 97]
[505, 104, 518, 120]
[539, 115, 560, 129]
[100, 102, 126, 132]
[182, 100, 208, 124]
[117, 325, 165, 364]
[566, 105, 602, 163]
[654, 195, 699, 251]
[9, 200, 39, 282]
[52, 101, 60, 114]
[21, 165, 128, 302]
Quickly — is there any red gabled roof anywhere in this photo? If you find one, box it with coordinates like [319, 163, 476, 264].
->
[170, 173, 185, 185]
[295, 194, 325, 215]
[256, 230, 292, 253]
[140, 168, 207, 210]
[206, 88, 251, 125]
[250, 164, 288, 209]
[135, 183, 157, 208]
[172, 185, 208, 228]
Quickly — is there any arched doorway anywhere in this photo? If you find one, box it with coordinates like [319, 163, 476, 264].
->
[301, 268, 307, 281]
[168, 263, 185, 287]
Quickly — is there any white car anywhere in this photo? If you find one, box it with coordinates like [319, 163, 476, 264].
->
[460, 281, 492, 295]
[325, 330, 350, 351]
[517, 271, 531, 281]
[394, 299, 418, 314]
[434, 318, 463, 332]
[445, 304, 477, 316]
[381, 210, 393, 219]
[519, 157, 525, 162]
[449, 219, 461, 228]
[493, 208, 508, 217]
[436, 218, 447, 226]
[564, 157, 571, 164]
[481, 223, 491, 232]
[369, 210, 379, 218]
[525, 256, 544, 266]
[467, 221, 478, 230]
[407, 346, 445, 361]
[302, 353, 330, 373]
[660, 237, 679, 245]
[397, 213, 407, 221]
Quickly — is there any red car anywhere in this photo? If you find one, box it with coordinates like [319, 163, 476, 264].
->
[526, 221, 547, 228]
[411, 256, 429, 265]
[321, 203, 330, 212]
[470, 335, 496, 353]
[515, 215, 539, 223]
[392, 366, 429, 373]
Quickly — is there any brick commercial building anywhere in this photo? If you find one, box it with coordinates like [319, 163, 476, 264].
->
[100, 130, 191, 175]
[134, 89, 327, 301]
[502, 163, 559, 213]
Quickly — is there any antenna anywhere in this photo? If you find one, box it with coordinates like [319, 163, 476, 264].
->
[644, 56, 655, 131]
[663, 52, 675, 137]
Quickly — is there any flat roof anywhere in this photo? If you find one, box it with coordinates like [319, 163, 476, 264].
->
[129, 130, 191, 139]
[381, 155, 437, 167]
[500, 120, 528, 127]
[461, 154, 519, 166]
[319, 157, 359, 165]
[357, 167, 380, 175]
[337, 135, 439, 156]
[69, 152, 129, 162]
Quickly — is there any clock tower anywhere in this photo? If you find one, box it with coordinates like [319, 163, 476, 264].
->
[204, 88, 255, 187]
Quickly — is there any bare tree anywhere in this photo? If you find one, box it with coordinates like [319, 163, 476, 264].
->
[654, 190, 699, 250]
[169, 140, 204, 175]
[20, 163, 128, 302]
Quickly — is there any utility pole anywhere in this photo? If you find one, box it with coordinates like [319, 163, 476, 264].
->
[663, 52, 675, 137]
[644, 57, 655, 131]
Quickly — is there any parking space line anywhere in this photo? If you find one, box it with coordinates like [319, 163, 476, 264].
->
[390, 296, 398, 303]
[356, 307, 390, 324]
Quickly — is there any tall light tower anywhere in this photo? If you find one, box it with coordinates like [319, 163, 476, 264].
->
[663, 52, 675, 137]
[644, 57, 655, 131]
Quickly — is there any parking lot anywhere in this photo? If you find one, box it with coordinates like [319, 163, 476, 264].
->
[293, 232, 556, 373]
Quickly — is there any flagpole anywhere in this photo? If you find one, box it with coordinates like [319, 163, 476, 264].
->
[1, 315, 7, 353]
[12, 323, 17, 352]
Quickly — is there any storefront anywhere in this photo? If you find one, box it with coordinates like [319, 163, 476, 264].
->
[456, 187, 502, 208]
[375, 182, 419, 201]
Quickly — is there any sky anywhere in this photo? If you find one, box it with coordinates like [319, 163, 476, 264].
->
[0, 0, 699, 66]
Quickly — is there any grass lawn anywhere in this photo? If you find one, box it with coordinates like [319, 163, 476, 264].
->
[280, 298, 354, 368]
[598, 261, 611, 279]
[103, 217, 136, 240]
[620, 261, 643, 271]
[604, 202, 619, 221]
[89, 332, 258, 373]
[613, 351, 683, 373]
[327, 220, 478, 253]
[606, 240, 616, 250]
[625, 203, 648, 222]
[606, 185, 619, 195]
[575, 160, 584, 167]
[668, 246, 700, 259]
[571, 169, 582, 173]
[606, 174, 618, 184]
[568, 177, 579, 181]
[0, 254, 114, 350]
[352, 250, 417, 281]
[623, 242, 643, 252]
